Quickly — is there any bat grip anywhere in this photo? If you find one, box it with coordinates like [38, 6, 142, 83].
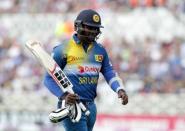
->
[68, 89, 90, 116]
[78, 102, 90, 116]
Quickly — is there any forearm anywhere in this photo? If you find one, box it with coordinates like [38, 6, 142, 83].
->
[103, 70, 125, 93]
[43, 72, 63, 98]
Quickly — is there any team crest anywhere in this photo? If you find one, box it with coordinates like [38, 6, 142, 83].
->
[95, 55, 103, 62]
[93, 14, 100, 22]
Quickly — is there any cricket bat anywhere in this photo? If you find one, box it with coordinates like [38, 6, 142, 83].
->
[25, 40, 90, 116]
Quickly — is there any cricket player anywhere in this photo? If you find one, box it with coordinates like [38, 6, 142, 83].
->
[44, 9, 128, 131]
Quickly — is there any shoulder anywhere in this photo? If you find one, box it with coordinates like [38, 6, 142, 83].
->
[52, 42, 67, 59]
[94, 42, 107, 55]
[53, 39, 70, 52]
[95, 42, 104, 48]
[52, 43, 62, 56]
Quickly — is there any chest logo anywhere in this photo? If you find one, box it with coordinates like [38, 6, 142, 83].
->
[95, 55, 103, 62]
[78, 66, 100, 73]
[67, 55, 84, 63]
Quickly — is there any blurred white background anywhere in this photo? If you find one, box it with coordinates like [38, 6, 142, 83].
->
[0, 0, 185, 131]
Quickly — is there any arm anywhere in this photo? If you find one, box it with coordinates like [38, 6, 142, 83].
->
[101, 48, 128, 105]
[43, 44, 67, 98]
[43, 44, 79, 105]
[100, 48, 124, 93]
[43, 72, 63, 98]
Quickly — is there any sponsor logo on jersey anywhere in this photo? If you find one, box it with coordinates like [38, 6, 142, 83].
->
[79, 76, 98, 84]
[78, 66, 100, 73]
[95, 55, 103, 62]
[67, 55, 84, 63]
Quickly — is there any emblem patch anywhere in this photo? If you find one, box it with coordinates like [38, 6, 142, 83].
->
[95, 55, 103, 62]
[93, 14, 100, 22]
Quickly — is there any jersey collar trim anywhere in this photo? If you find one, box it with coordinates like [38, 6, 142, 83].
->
[73, 34, 81, 45]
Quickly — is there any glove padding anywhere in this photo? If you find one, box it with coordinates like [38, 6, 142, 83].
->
[49, 99, 82, 123]
[49, 107, 69, 123]
[68, 102, 82, 123]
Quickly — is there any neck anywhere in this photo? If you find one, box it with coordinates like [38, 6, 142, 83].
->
[76, 34, 94, 44]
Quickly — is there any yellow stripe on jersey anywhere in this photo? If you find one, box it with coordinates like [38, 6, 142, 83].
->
[65, 39, 87, 65]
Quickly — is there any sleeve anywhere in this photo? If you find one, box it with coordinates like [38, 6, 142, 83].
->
[43, 44, 67, 98]
[100, 48, 125, 93]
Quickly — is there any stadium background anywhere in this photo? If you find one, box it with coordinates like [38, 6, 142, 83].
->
[0, 0, 185, 131]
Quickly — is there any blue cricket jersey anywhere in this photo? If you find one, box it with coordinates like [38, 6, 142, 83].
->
[44, 34, 123, 102]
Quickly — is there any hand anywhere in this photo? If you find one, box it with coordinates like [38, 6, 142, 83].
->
[118, 89, 128, 105]
[65, 93, 79, 105]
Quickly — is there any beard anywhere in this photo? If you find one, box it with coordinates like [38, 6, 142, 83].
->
[77, 34, 95, 43]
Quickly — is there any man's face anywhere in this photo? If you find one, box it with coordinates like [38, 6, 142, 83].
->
[77, 25, 100, 43]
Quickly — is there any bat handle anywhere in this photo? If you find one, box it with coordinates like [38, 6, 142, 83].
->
[78, 102, 90, 116]
[69, 90, 90, 116]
